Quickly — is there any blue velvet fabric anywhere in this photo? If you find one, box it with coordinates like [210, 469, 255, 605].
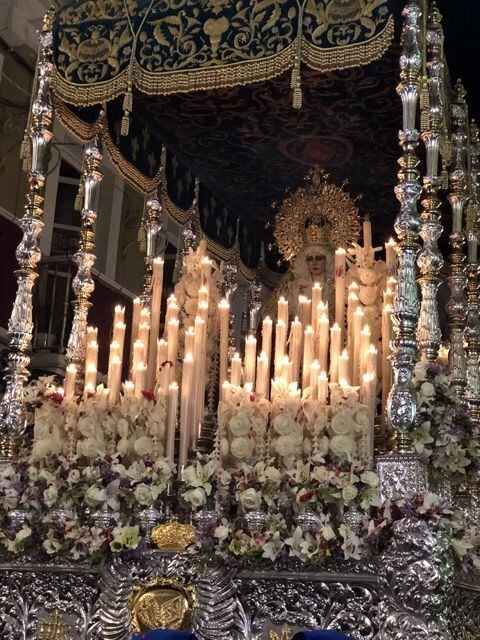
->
[292, 632, 352, 640]
[132, 630, 196, 640]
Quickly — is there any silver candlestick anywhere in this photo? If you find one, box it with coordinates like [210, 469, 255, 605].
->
[247, 278, 262, 333]
[378, 0, 427, 497]
[65, 138, 103, 379]
[417, 3, 445, 362]
[140, 195, 163, 305]
[0, 13, 54, 461]
[447, 81, 469, 400]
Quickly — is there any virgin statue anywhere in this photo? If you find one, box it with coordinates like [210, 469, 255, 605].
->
[265, 167, 360, 318]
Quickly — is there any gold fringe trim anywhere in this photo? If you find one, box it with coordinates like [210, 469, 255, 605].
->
[302, 16, 394, 73]
[55, 100, 162, 194]
[52, 17, 394, 106]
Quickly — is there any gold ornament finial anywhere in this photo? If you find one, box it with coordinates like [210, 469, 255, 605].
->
[273, 166, 361, 262]
[151, 518, 196, 551]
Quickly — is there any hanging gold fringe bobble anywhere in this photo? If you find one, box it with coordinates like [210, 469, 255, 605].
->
[291, 0, 307, 109]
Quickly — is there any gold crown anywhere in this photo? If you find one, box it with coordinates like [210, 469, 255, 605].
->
[151, 518, 196, 551]
[274, 167, 360, 262]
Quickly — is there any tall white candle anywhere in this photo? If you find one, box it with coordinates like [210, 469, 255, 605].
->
[85, 340, 98, 381]
[274, 319, 287, 379]
[302, 325, 314, 391]
[64, 364, 77, 402]
[317, 313, 330, 372]
[108, 356, 122, 404]
[123, 380, 134, 396]
[132, 340, 145, 384]
[166, 382, 178, 463]
[84, 362, 97, 397]
[185, 326, 195, 356]
[367, 344, 378, 379]
[218, 298, 230, 394]
[156, 338, 169, 392]
[381, 304, 393, 419]
[134, 362, 146, 398]
[147, 257, 164, 389]
[360, 324, 371, 379]
[87, 325, 98, 346]
[310, 359, 320, 400]
[112, 321, 126, 361]
[256, 352, 268, 397]
[289, 316, 303, 383]
[318, 371, 328, 405]
[334, 248, 347, 328]
[281, 355, 292, 384]
[311, 282, 322, 331]
[138, 317, 150, 363]
[167, 318, 180, 383]
[298, 295, 311, 330]
[262, 316, 273, 396]
[352, 307, 364, 386]
[277, 297, 289, 326]
[192, 315, 206, 431]
[179, 353, 193, 476]
[329, 323, 342, 383]
[230, 352, 242, 386]
[363, 219, 372, 250]
[200, 256, 212, 291]
[244, 334, 257, 385]
[385, 238, 397, 276]
[338, 349, 349, 386]
[130, 297, 141, 357]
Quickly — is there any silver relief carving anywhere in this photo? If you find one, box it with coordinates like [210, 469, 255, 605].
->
[0, 18, 54, 460]
[417, 5, 445, 362]
[66, 138, 103, 376]
[386, 1, 423, 453]
[447, 82, 469, 399]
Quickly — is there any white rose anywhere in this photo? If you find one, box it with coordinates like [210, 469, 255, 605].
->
[275, 435, 297, 457]
[43, 538, 61, 555]
[78, 437, 106, 459]
[330, 435, 354, 460]
[134, 483, 154, 506]
[361, 471, 379, 487]
[239, 488, 262, 510]
[214, 524, 230, 541]
[230, 437, 254, 460]
[133, 436, 154, 457]
[182, 465, 200, 486]
[263, 466, 281, 484]
[420, 381, 435, 398]
[43, 485, 58, 508]
[68, 469, 80, 484]
[85, 485, 107, 507]
[312, 466, 332, 484]
[220, 437, 230, 459]
[183, 487, 207, 508]
[330, 411, 356, 436]
[16, 526, 31, 541]
[229, 412, 250, 437]
[342, 485, 358, 503]
[273, 413, 296, 435]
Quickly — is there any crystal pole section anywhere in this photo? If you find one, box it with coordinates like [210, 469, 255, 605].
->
[0, 16, 54, 460]
[447, 81, 469, 400]
[465, 119, 480, 429]
[386, 0, 423, 453]
[65, 138, 103, 377]
[417, 4, 445, 362]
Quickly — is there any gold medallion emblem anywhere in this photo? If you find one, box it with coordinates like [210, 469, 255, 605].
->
[131, 579, 196, 633]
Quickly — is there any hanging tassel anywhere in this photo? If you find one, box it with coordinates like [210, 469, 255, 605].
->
[419, 75, 429, 111]
[441, 166, 449, 190]
[121, 87, 133, 136]
[293, 85, 302, 109]
[74, 181, 84, 212]
[137, 225, 146, 252]
[20, 132, 29, 160]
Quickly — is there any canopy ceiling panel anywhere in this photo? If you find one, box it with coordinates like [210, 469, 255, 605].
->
[52, 0, 405, 271]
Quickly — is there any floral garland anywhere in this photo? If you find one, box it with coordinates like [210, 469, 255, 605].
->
[411, 362, 480, 486]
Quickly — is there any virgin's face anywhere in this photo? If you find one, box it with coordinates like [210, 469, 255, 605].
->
[306, 251, 327, 279]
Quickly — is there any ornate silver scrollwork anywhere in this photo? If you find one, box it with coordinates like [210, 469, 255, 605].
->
[447, 81, 469, 400]
[386, 0, 423, 453]
[65, 138, 103, 377]
[247, 279, 262, 333]
[417, 4, 445, 362]
[375, 517, 454, 640]
[465, 120, 480, 429]
[0, 15, 54, 461]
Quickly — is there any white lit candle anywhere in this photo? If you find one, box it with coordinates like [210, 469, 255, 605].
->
[179, 353, 193, 476]
[108, 356, 122, 404]
[381, 303, 393, 419]
[289, 316, 303, 383]
[64, 364, 77, 402]
[132, 340, 145, 383]
[352, 306, 364, 386]
[311, 282, 322, 331]
[156, 338, 169, 392]
[298, 295, 311, 330]
[329, 323, 342, 383]
[200, 256, 212, 291]
[85, 339, 98, 381]
[256, 352, 268, 397]
[244, 334, 257, 385]
[281, 355, 292, 384]
[317, 313, 330, 373]
[277, 297, 289, 326]
[318, 371, 328, 405]
[130, 297, 141, 356]
[147, 257, 165, 389]
[185, 326, 195, 356]
[274, 319, 287, 379]
[302, 325, 314, 391]
[334, 248, 347, 328]
[167, 318, 180, 384]
[84, 362, 97, 397]
[218, 298, 230, 393]
[123, 380, 135, 396]
[338, 349, 349, 386]
[134, 362, 146, 398]
[230, 352, 242, 386]
[363, 218, 372, 250]
[310, 359, 320, 399]
[262, 316, 273, 396]
[385, 238, 397, 276]
[166, 382, 178, 463]
[360, 324, 371, 379]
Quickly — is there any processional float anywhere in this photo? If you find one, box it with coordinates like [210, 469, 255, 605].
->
[0, 2, 479, 639]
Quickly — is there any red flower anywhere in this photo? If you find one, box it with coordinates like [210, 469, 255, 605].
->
[141, 390, 155, 401]
[299, 490, 314, 503]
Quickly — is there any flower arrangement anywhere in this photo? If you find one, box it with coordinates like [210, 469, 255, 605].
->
[411, 362, 480, 486]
